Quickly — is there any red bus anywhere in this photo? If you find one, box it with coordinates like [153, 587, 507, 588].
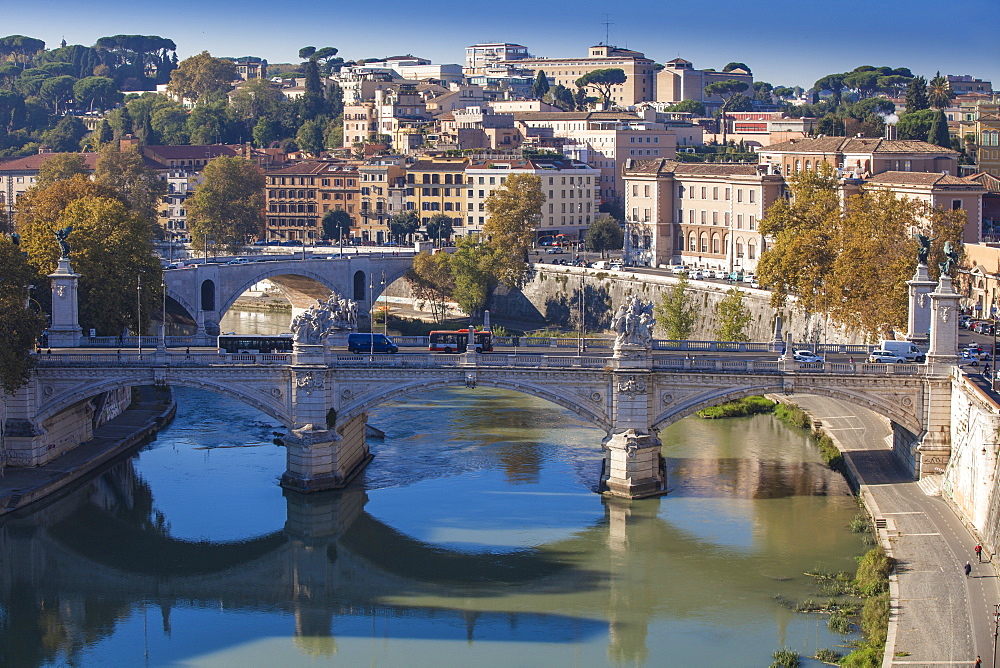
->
[428, 329, 493, 354]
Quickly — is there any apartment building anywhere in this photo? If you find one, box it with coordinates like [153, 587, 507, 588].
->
[342, 85, 432, 152]
[357, 158, 407, 244]
[264, 161, 362, 242]
[438, 107, 521, 150]
[0, 150, 98, 225]
[518, 45, 656, 107]
[464, 43, 531, 76]
[463, 157, 600, 241]
[758, 137, 960, 178]
[622, 159, 784, 271]
[405, 157, 470, 233]
[514, 110, 676, 205]
[958, 97, 1000, 179]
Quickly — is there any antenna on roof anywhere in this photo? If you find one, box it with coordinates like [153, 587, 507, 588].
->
[602, 14, 614, 47]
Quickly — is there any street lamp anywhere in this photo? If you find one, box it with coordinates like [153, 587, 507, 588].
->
[160, 280, 167, 350]
[992, 603, 999, 668]
[136, 274, 142, 357]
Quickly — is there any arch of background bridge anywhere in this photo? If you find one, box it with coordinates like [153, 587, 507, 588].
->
[338, 376, 612, 433]
[651, 382, 921, 435]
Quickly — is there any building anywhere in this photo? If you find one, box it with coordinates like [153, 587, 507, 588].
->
[724, 112, 819, 148]
[342, 85, 432, 152]
[514, 110, 676, 206]
[404, 157, 469, 236]
[463, 156, 601, 241]
[655, 59, 753, 110]
[622, 159, 783, 270]
[518, 45, 656, 107]
[850, 172, 986, 244]
[264, 161, 363, 243]
[225, 57, 268, 81]
[357, 158, 407, 244]
[947, 75, 993, 96]
[757, 137, 960, 178]
[958, 97, 1000, 179]
[439, 107, 521, 150]
[464, 43, 531, 76]
[0, 150, 98, 225]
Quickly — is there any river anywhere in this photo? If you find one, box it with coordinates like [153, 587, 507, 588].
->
[0, 308, 868, 667]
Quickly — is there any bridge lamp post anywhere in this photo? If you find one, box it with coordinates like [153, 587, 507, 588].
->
[137, 275, 142, 357]
[992, 603, 999, 668]
[992, 304, 997, 392]
[160, 280, 167, 350]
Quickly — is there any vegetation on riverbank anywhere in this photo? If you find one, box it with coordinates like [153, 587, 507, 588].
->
[774, 401, 812, 429]
[696, 395, 776, 418]
[772, 400, 845, 472]
[839, 547, 893, 668]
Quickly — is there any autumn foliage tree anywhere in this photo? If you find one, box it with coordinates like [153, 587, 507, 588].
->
[0, 234, 46, 393]
[483, 173, 544, 287]
[405, 251, 456, 323]
[186, 156, 265, 251]
[757, 164, 967, 340]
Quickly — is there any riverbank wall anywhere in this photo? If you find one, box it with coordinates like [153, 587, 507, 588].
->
[386, 265, 868, 344]
[0, 386, 177, 516]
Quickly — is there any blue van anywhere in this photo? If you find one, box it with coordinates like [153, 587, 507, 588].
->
[347, 333, 399, 354]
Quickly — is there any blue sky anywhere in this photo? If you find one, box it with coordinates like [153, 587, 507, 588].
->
[11, 0, 1000, 89]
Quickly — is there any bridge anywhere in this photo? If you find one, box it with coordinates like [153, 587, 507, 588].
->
[5, 257, 963, 498]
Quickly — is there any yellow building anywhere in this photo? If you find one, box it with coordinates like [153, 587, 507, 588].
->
[959, 96, 1000, 179]
[404, 157, 469, 234]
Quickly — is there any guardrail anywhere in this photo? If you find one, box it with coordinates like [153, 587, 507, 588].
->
[651, 357, 922, 375]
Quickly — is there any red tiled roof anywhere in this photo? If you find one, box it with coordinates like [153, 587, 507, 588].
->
[0, 152, 99, 172]
[865, 171, 985, 188]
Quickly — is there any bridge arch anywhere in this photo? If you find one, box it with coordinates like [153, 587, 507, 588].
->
[651, 380, 922, 436]
[339, 376, 612, 433]
[217, 268, 342, 320]
[34, 373, 292, 430]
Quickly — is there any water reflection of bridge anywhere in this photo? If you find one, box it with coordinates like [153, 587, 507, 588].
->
[0, 451, 853, 666]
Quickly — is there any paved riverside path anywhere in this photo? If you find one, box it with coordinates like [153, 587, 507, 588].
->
[786, 394, 997, 668]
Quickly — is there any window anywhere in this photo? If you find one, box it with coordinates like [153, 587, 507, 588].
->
[701, 187, 706, 199]
[737, 189, 743, 203]
[749, 190, 755, 203]
[632, 184, 638, 196]
[952, 200, 963, 210]
[644, 184, 650, 197]
[712, 187, 718, 200]
[700, 233, 708, 253]
[689, 232, 696, 251]
[749, 215, 756, 230]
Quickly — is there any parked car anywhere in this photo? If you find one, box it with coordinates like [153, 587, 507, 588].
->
[670, 265, 686, 274]
[868, 350, 906, 363]
[749, 279, 761, 289]
[781, 349, 824, 363]
[690, 270, 704, 280]
[225, 258, 249, 265]
[959, 350, 981, 367]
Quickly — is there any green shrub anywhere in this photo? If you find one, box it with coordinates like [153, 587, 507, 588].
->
[860, 592, 889, 648]
[770, 647, 800, 667]
[827, 609, 852, 634]
[774, 402, 812, 429]
[839, 644, 882, 668]
[815, 647, 842, 663]
[813, 432, 844, 471]
[697, 396, 776, 418]
[849, 514, 870, 533]
[854, 547, 893, 596]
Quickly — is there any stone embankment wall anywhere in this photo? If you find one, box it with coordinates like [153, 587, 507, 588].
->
[943, 375, 1000, 550]
[387, 266, 869, 344]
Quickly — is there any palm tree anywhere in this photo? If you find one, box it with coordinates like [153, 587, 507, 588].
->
[927, 72, 955, 110]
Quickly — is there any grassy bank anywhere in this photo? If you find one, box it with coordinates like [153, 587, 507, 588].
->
[840, 547, 893, 667]
[696, 396, 776, 419]
[773, 401, 844, 472]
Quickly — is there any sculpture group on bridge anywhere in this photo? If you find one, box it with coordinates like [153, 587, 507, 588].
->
[612, 296, 656, 349]
[290, 292, 359, 344]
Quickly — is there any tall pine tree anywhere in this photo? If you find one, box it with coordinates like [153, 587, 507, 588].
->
[532, 70, 549, 99]
[904, 76, 928, 112]
[928, 109, 950, 148]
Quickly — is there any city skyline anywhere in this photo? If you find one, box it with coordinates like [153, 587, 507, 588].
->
[11, 0, 999, 90]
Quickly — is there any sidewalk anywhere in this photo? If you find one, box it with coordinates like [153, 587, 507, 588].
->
[786, 394, 996, 668]
[0, 385, 175, 515]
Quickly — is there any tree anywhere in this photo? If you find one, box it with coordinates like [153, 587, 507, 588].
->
[903, 76, 929, 112]
[93, 119, 114, 146]
[425, 212, 454, 246]
[0, 35, 45, 66]
[655, 274, 698, 340]
[813, 74, 846, 107]
[928, 109, 950, 148]
[449, 236, 496, 316]
[584, 215, 623, 256]
[73, 76, 118, 111]
[186, 156, 265, 251]
[299, 59, 327, 121]
[896, 108, 936, 141]
[665, 99, 706, 116]
[405, 251, 455, 323]
[0, 88, 24, 133]
[484, 173, 544, 287]
[714, 288, 752, 341]
[167, 51, 237, 102]
[298, 46, 317, 61]
[758, 163, 967, 339]
[575, 68, 627, 108]
[296, 118, 325, 155]
[532, 69, 550, 99]
[94, 34, 176, 84]
[321, 209, 352, 242]
[38, 75, 76, 113]
[150, 103, 189, 145]
[704, 79, 750, 144]
[927, 72, 955, 110]
[94, 143, 165, 224]
[388, 211, 419, 244]
[723, 62, 751, 74]
[36, 152, 89, 188]
[0, 234, 46, 393]
[41, 116, 87, 152]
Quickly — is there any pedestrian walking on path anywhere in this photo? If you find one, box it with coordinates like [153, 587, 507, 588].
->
[965, 561, 972, 577]
[976, 544, 983, 562]
[975, 655, 981, 668]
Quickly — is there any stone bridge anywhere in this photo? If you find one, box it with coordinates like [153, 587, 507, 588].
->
[160, 254, 413, 343]
[6, 346, 954, 499]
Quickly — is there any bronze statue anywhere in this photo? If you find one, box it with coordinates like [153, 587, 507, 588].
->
[938, 240, 960, 276]
[916, 233, 931, 265]
[54, 226, 73, 259]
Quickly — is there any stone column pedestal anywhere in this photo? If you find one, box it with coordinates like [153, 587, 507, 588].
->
[927, 275, 961, 367]
[602, 429, 665, 498]
[292, 344, 325, 365]
[47, 258, 82, 347]
[906, 264, 937, 343]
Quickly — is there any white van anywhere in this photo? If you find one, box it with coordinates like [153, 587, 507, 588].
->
[879, 340, 925, 363]
[593, 260, 610, 270]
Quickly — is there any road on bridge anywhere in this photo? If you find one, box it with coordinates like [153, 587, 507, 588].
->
[786, 394, 1000, 668]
